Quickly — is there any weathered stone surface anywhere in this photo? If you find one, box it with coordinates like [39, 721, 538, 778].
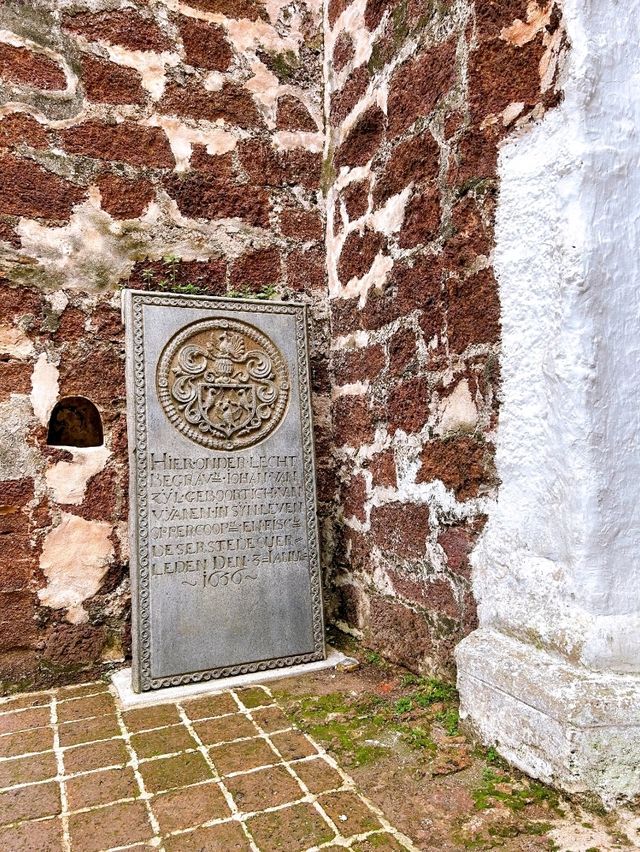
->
[417, 437, 492, 501]
[230, 247, 281, 291]
[0, 114, 48, 149]
[370, 502, 429, 558]
[63, 10, 172, 53]
[0, 44, 66, 90]
[276, 96, 317, 132]
[123, 292, 324, 690]
[337, 229, 385, 284]
[335, 106, 385, 169]
[163, 172, 270, 226]
[158, 82, 264, 129]
[177, 17, 233, 71]
[81, 56, 145, 105]
[98, 174, 154, 219]
[61, 121, 174, 168]
[0, 155, 85, 220]
[387, 39, 457, 137]
[374, 131, 439, 205]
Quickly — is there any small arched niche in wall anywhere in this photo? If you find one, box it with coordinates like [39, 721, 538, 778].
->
[47, 396, 104, 448]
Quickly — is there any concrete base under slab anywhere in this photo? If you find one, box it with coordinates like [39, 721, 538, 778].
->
[455, 628, 640, 804]
[112, 647, 349, 710]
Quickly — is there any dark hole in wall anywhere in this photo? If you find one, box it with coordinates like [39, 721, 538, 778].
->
[47, 396, 104, 448]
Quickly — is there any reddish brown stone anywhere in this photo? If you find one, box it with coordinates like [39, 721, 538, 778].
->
[186, 0, 268, 19]
[74, 466, 120, 522]
[159, 82, 263, 130]
[163, 171, 269, 227]
[330, 67, 369, 125]
[63, 10, 172, 53]
[279, 205, 322, 241]
[0, 361, 32, 403]
[333, 395, 375, 446]
[58, 347, 124, 408]
[0, 155, 85, 220]
[387, 39, 457, 137]
[128, 258, 227, 295]
[388, 570, 459, 618]
[368, 449, 396, 488]
[387, 375, 429, 434]
[342, 179, 369, 221]
[388, 327, 416, 375]
[279, 149, 322, 191]
[178, 16, 233, 71]
[364, 0, 397, 31]
[61, 121, 174, 168]
[475, 0, 527, 41]
[333, 343, 384, 385]
[0, 591, 38, 651]
[335, 106, 385, 170]
[0, 113, 48, 149]
[43, 623, 107, 667]
[342, 474, 367, 523]
[230, 247, 281, 292]
[469, 35, 544, 124]
[286, 245, 325, 292]
[276, 95, 317, 132]
[54, 306, 86, 342]
[374, 130, 439, 205]
[337, 229, 385, 284]
[393, 256, 443, 323]
[0, 282, 42, 320]
[98, 174, 154, 219]
[437, 519, 485, 579]
[328, 0, 350, 26]
[453, 126, 500, 187]
[333, 32, 354, 72]
[370, 502, 429, 559]
[398, 186, 441, 248]
[442, 195, 494, 271]
[417, 437, 494, 500]
[81, 55, 145, 105]
[190, 147, 235, 178]
[446, 267, 500, 353]
[0, 221, 19, 247]
[367, 596, 433, 671]
[0, 44, 66, 90]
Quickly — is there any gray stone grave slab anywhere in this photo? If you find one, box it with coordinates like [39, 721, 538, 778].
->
[123, 291, 325, 692]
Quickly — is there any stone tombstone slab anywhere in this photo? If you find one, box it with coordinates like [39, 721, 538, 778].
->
[123, 291, 325, 692]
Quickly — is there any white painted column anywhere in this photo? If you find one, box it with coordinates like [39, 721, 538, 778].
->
[456, 0, 640, 803]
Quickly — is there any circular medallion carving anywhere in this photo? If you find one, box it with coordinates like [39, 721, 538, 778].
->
[156, 318, 290, 451]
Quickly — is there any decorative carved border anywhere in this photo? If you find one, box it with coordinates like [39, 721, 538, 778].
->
[125, 291, 325, 692]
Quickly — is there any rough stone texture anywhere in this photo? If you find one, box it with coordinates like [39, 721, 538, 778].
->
[0, 0, 327, 691]
[325, 0, 566, 675]
[0, 0, 567, 690]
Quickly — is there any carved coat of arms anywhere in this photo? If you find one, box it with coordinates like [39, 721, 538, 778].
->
[157, 318, 290, 450]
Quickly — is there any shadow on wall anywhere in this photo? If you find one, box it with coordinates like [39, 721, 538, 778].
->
[47, 396, 104, 448]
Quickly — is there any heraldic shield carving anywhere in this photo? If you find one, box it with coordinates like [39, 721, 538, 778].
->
[156, 318, 290, 450]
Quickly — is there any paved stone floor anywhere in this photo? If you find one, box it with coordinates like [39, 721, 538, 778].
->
[0, 680, 417, 851]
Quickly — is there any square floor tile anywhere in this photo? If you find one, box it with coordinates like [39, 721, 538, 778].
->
[0, 750, 57, 789]
[0, 726, 54, 758]
[247, 802, 335, 850]
[0, 780, 60, 825]
[139, 751, 212, 794]
[63, 738, 128, 774]
[65, 766, 139, 811]
[226, 765, 303, 813]
[56, 693, 116, 723]
[0, 706, 51, 735]
[68, 800, 153, 852]
[58, 713, 120, 747]
[131, 724, 196, 759]
[251, 706, 291, 734]
[0, 816, 63, 851]
[293, 758, 344, 794]
[181, 692, 237, 720]
[151, 780, 230, 833]
[122, 704, 182, 733]
[192, 713, 257, 746]
[270, 730, 318, 761]
[210, 737, 275, 776]
[235, 687, 273, 709]
[319, 790, 381, 837]
[164, 820, 251, 851]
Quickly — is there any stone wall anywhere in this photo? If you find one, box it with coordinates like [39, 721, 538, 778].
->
[0, 0, 567, 689]
[325, 0, 566, 675]
[0, 0, 327, 690]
